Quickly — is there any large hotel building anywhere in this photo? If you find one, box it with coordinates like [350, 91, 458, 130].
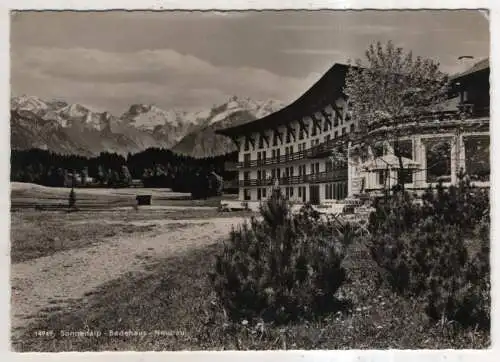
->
[217, 60, 489, 208]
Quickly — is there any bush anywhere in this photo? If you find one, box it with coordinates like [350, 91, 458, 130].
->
[368, 178, 490, 330]
[211, 193, 352, 324]
[68, 187, 76, 210]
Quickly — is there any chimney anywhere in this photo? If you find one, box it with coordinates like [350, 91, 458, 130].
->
[458, 55, 475, 74]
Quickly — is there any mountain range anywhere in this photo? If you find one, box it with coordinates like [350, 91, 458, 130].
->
[10, 95, 284, 158]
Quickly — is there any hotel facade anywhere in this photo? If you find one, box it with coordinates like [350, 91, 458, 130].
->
[217, 61, 489, 207]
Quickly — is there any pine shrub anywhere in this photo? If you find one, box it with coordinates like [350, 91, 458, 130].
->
[211, 192, 352, 324]
[368, 178, 490, 330]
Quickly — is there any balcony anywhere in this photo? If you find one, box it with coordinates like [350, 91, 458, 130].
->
[237, 135, 350, 169]
[307, 134, 350, 159]
[238, 169, 348, 187]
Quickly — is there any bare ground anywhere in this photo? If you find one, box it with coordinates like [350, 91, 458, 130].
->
[10, 215, 247, 340]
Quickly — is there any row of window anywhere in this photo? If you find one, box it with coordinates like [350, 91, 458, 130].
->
[254, 186, 308, 201]
[325, 182, 348, 200]
[243, 182, 349, 202]
[244, 118, 355, 151]
[244, 160, 341, 181]
[370, 136, 490, 185]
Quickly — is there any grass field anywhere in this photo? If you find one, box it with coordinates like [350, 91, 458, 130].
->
[10, 182, 238, 210]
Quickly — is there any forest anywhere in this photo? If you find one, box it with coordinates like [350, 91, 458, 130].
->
[10, 148, 238, 195]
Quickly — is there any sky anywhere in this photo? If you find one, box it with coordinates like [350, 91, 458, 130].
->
[10, 10, 489, 115]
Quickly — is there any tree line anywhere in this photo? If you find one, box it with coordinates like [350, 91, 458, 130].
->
[10, 148, 238, 196]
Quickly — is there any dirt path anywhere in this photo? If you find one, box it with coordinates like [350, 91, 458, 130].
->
[10, 216, 247, 338]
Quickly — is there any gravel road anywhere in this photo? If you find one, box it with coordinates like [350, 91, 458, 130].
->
[10, 216, 246, 338]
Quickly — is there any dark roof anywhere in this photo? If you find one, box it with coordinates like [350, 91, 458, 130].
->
[217, 58, 489, 138]
[452, 58, 489, 81]
[216, 63, 350, 137]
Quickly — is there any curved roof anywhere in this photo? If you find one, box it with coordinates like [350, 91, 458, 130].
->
[216, 63, 350, 137]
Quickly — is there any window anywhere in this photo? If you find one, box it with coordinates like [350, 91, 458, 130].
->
[426, 138, 452, 183]
[323, 118, 329, 132]
[398, 169, 413, 184]
[378, 170, 387, 185]
[244, 188, 251, 201]
[262, 188, 267, 198]
[244, 171, 250, 181]
[326, 160, 333, 172]
[257, 170, 261, 180]
[244, 153, 251, 166]
[350, 124, 355, 133]
[258, 135, 264, 149]
[334, 114, 339, 127]
[311, 164, 315, 174]
[325, 184, 330, 199]
[299, 128, 304, 140]
[289, 187, 294, 197]
[334, 131, 338, 139]
[315, 163, 320, 174]
[298, 187, 302, 197]
[276, 149, 281, 161]
[286, 130, 291, 143]
[273, 131, 278, 146]
[342, 127, 347, 135]
[257, 188, 262, 200]
[394, 140, 413, 159]
[311, 121, 317, 136]
[464, 135, 490, 181]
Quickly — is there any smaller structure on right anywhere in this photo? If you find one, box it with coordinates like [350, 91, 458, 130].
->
[348, 58, 490, 198]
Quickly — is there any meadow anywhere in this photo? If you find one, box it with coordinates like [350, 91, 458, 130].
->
[10, 183, 489, 351]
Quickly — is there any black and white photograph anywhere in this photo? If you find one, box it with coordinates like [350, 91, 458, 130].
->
[8, 8, 491, 351]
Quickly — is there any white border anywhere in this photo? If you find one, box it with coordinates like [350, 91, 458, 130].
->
[0, 0, 493, 10]
[1, 1, 498, 361]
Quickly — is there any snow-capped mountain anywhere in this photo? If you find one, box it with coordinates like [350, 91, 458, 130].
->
[10, 95, 285, 157]
[172, 96, 285, 157]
